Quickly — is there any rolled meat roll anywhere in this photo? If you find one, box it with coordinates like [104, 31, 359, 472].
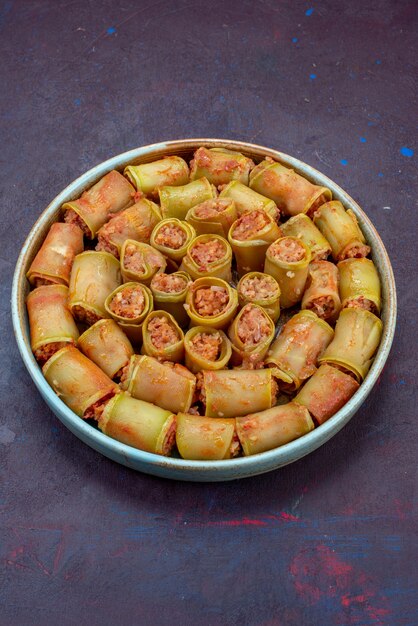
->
[236, 402, 314, 456]
[249, 158, 331, 217]
[318, 308, 383, 382]
[78, 319, 134, 379]
[237, 272, 281, 324]
[176, 413, 239, 460]
[141, 310, 185, 362]
[124, 156, 189, 196]
[27, 284, 79, 364]
[98, 392, 176, 456]
[96, 197, 162, 257]
[185, 197, 238, 237]
[159, 177, 216, 220]
[281, 213, 331, 261]
[197, 368, 278, 418]
[105, 282, 153, 343]
[180, 234, 233, 281]
[265, 310, 334, 392]
[120, 240, 166, 285]
[43, 345, 119, 419]
[219, 180, 279, 220]
[190, 147, 254, 186]
[228, 209, 282, 276]
[68, 251, 121, 325]
[313, 201, 370, 261]
[121, 354, 196, 414]
[150, 218, 196, 263]
[150, 271, 192, 328]
[338, 258, 381, 315]
[301, 261, 341, 323]
[294, 364, 359, 425]
[264, 237, 311, 308]
[27, 222, 84, 287]
[228, 303, 275, 369]
[63, 170, 135, 238]
[184, 326, 232, 373]
[184, 277, 239, 330]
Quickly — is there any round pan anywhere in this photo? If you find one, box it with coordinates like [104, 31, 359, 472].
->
[12, 139, 396, 481]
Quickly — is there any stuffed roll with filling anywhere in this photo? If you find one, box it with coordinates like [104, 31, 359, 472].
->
[63, 170, 135, 238]
[27, 222, 84, 287]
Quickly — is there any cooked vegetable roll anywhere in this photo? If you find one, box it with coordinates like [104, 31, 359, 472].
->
[281, 214, 331, 261]
[228, 209, 282, 276]
[264, 237, 311, 308]
[68, 251, 121, 325]
[294, 364, 359, 425]
[180, 234, 233, 281]
[27, 222, 84, 287]
[197, 368, 278, 418]
[176, 413, 239, 460]
[121, 354, 196, 414]
[318, 308, 383, 381]
[228, 303, 275, 369]
[237, 272, 281, 324]
[104, 282, 153, 343]
[249, 158, 331, 217]
[313, 201, 370, 261]
[78, 319, 134, 380]
[236, 402, 314, 456]
[96, 197, 162, 257]
[120, 239, 166, 284]
[159, 177, 216, 220]
[43, 345, 119, 419]
[184, 277, 239, 330]
[141, 310, 184, 362]
[265, 310, 334, 392]
[150, 271, 191, 328]
[185, 197, 238, 237]
[301, 261, 341, 323]
[98, 392, 176, 456]
[219, 180, 279, 220]
[27, 284, 79, 364]
[124, 156, 189, 196]
[150, 218, 196, 263]
[184, 326, 232, 373]
[338, 258, 381, 315]
[190, 147, 254, 186]
[63, 170, 135, 238]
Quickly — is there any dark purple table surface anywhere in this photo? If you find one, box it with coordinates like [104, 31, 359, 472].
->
[1, 1, 417, 624]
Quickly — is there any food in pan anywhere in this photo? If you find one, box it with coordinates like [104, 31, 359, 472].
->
[26, 146, 384, 461]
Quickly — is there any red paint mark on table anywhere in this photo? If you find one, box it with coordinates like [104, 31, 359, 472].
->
[289, 544, 390, 623]
[191, 512, 300, 528]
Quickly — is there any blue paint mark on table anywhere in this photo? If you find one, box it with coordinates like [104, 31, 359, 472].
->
[400, 146, 414, 157]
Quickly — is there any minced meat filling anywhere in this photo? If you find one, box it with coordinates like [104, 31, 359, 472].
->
[240, 275, 277, 301]
[64, 208, 90, 236]
[190, 239, 225, 270]
[147, 316, 179, 349]
[305, 295, 336, 320]
[96, 238, 119, 257]
[194, 198, 230, 218]
[71, 304, 102, 326]
[151, 273, 188, 294]
[232, 210, 270, 241]
[237, 305, 271, 346]
[193, 286, 229, 317]
[32, 276, 57, 288]
[190, 332, 222, 361]
[34, 341, 70, 365]
[84, 392, 116, 421]
[154, 223, 187, 250]
[108, 286, 145, 319]
[340, 243, 371, 260]
[345, 296, 377, 314]
[123, 244, 145, 273]
[270, 237, 306, 262]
